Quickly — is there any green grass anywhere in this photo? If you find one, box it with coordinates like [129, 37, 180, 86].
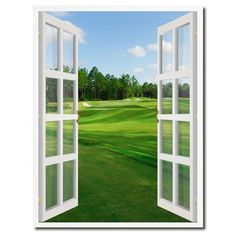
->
[161, 97, 189, 114]
[162, 120, 173, 154]
[46, 122, 58, 157]
[162, 161, 173, 201]
[46, 97, 190, 222]
[46, 120, 74, 157]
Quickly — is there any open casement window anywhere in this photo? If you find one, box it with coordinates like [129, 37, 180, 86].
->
[38, 12, 79, 221]
[157, 12, 197, 221]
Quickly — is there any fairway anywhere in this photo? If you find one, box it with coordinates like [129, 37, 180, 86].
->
[46, 98, 189, 222]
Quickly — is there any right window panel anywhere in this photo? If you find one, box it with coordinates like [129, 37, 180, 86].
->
[162, 160, 173, 202]
[162, 31, 173, 73]
[178, 121, 190, 157]
[161, 79, 173, 114]
[178, 164, 190, 209]
[63, 160, 74, 202]
[178, 77, 190, 114]
[161, 120, 173, 154]
[178, 24, 190, 71]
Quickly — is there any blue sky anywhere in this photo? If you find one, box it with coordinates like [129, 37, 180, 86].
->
[48, 11, 188, 84]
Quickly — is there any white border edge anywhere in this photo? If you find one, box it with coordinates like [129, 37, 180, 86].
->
[33, 5, 204, 228]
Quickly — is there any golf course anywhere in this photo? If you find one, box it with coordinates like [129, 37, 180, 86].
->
[46, 97, 190, 222]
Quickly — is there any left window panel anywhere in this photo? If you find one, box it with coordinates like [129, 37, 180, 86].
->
[46, 78, 58, 113]
[46, 164, 58, 209]
[46, 121, 59, 157]
[38, 12, 79, 222]
[45, 24, 58, 70]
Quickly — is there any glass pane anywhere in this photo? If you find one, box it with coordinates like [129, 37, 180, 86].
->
[161, 80, 172, 114]
[63, 31, 74, 73]
[46, 78, 58, 113]
[178, 121, 190, 157]
[178, 164, 190, 209]
[63, 80, 74, 114]
[162, 31, 173, 73]
[161, 120, 172, 154]
[46, 24, 58, 71]
[46, 164, 58, 209]
[63, 120, 74, 154]
[46, 122, 58, 157]
[178, 77, 190, 114]
[162, 161, 172, 201]
[178, 24, 190, 70]
[63, 160, 74, 201]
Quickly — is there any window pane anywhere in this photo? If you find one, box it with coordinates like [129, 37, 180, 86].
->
[63, 31, 74, 73]
[63, 80, 74, 114]
[178, 121, 190, 157]
[162, 31, 173, 73]
[63, 160, 74, 201]
[46, 164, 58, 209]
[178, 77, 190, 114]
[161, 120, 172, 154]
[46, 24, 58, 71]
[46, 121, 58, 157]
[161, 80, 172, 114]
[162, 161, 172, 201]
[46, 78, 58, 113]
[63, 120, 74, 154]
[178, 24, 190, 70]
[178, 164, 190, 209]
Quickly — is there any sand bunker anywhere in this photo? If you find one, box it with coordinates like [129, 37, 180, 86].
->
[82, 102, 92, 107]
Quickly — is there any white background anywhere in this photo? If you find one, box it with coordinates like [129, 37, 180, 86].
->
[0, 0, 235, 234]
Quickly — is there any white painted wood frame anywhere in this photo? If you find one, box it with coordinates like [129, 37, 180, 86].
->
[157, 12, 198, 222]
[38, 12, 79, 222]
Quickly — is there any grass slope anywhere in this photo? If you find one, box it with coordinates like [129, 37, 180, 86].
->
[47, 97, 189, 222]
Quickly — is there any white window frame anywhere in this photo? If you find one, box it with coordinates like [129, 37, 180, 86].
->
[34, 6, 203, 228]
[157, 12, 198, 222]
[38, 12, 79, 222]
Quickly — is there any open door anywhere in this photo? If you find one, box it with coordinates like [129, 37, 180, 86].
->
[38, 12, 79, 221]
[157, 12, 197, 221]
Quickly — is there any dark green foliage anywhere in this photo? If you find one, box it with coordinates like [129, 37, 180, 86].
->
[162, 82, 172, 98]
[46, 78, 57, 103]
[78, 67, 158, 101]
[178, 83, 190, 98]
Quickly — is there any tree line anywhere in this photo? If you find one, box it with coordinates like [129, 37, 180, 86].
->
[78, 66, 157, 101]
[162, 81, 189, 98]
[46, 66, 190, 103]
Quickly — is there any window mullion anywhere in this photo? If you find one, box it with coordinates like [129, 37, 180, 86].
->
[58, 27, 63, 206]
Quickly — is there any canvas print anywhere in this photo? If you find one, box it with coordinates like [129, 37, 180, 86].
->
[36, 8, 203, 227]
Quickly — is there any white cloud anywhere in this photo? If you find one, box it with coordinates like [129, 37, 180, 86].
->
[45, 24, 86, 44]
[146, 43, 158, 51]
[146, 41, 172, 52]
[134, 67, 144, 73]
[147, 63, 157, 69]
[77, 27, 86, 44]
[64, 25, 86, 44]
[127, 42, 172, 57]
[163, 63, 173, 72]
[127, 46, 146, 57]
[163, 41, 172, 52]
